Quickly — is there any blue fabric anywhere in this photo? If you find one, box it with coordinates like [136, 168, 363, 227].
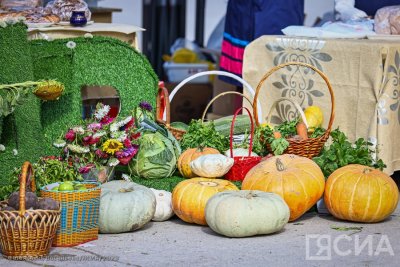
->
[221, 0, 304, 86]
[355, 0, 400, 16]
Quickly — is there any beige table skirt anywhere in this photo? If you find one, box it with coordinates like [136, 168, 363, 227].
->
[243, 35, 400, 175]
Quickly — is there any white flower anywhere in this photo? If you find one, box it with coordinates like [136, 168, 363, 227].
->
[93, 130, 107, 139]
[67, 144, 89, 154]
[108, 158, 120, 167]
[84, 33, 93, 39]
[66, 41, 76, 49]
[110, 123, 119, 132]
[72, 126, 85, 135]
[111, 131, 127, 142]
[94, 105, 111, 120]
[122, 174, 132, 182]
[53, 139, 66, 148]
[0, 144, 5, 151]
[13, 149, 18, 156]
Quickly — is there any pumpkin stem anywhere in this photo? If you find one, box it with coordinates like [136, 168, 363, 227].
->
[199, 181, 218, 187]
[119, 188, 134, 193]
[276, 158, 285, 171]
[363, 168, 372, 174]
[246, 192, 254, 199]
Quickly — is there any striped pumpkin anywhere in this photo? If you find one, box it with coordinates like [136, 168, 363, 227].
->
[242, 154, 325, 221]
[172, 178, 238, 225]
[324, 164, 399, 223]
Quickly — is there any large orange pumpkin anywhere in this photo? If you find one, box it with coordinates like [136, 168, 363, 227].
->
[177, 147, 220, 178]
[324, 164, 399, 223]
[172, 178, 238, 225]
[242, 154, 325, 221]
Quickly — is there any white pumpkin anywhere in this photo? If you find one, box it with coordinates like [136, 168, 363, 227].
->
[224, 148, 258, 157]
[150, 188, 174, 221]
[99, 180, 156, 234]
[205, 190, 290, 237]
[190, 154, 234, 178]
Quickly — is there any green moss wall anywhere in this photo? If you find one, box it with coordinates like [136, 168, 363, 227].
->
[31, 36, 159, 155]
[0, 23, 44, 179]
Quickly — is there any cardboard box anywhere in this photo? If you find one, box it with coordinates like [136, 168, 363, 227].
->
[164, 82, 213, 124]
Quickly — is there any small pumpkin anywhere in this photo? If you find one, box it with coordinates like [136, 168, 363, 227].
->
[242, 154, 325, 221]
[190, 154, 234, 178]
[150, 188, 174, 222]
[324, 164, 399, 223]
[177, 147, 220, 178]
[99, 180, 156, 234]
[205, 190, 290, 237]
[172, 178, 238, 225]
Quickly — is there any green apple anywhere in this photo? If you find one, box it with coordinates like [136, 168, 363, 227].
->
[58, 183, 74, 191]
[76, 186, 87, 191]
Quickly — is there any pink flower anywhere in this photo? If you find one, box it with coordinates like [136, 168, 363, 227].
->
[101, 115, 114, 125]
[83, 136, 100, 146]
[123, 138, 132, 148]
[79, 164, 95, 174]
[131, 132, 141, 140]
[65, 130, 76, 141]
[95, 149, 108, 159]
[88, 123, 102, 130]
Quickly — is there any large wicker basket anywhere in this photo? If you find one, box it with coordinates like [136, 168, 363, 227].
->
[40, 182, 101, 247]
[156, 70, 264, 140]
[0, 162, 61, 260]
[253, 61, 335, 158]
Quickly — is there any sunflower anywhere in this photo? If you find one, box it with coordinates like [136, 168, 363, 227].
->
[102, 139, 123, 155]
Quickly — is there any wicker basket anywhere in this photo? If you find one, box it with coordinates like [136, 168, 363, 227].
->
[40, 182, 101, 247]
[156, 70, 264, 140]
[253, 62, 335, 158]
[224, 107, 262, 181]
[0, 162, 61, 260]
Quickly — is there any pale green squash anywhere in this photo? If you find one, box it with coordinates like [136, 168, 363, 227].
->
[205, 190, 290, 237]
[99, 180, 156, 234]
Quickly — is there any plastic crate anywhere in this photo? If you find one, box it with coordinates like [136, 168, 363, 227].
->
[163, 62, 209, 83]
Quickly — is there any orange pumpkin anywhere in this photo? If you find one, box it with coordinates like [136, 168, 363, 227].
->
[172, 178, 238, 225]
[242, 154, 325, 221]
[177, 147, 220, 178]
[324, 164, 399, 223]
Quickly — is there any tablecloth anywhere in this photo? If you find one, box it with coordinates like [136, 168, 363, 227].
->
[242, 35, 400, 175]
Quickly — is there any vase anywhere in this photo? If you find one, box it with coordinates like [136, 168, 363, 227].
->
[70, 11, 87, 27]
[82, 166, 114, 183]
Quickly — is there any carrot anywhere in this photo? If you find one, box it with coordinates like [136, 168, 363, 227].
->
[273, 131, 282, 139]
[296, 121, 308, 140]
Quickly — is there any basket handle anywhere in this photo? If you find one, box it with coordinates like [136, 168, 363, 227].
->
[156, 84, 171, 125]
[229, 107, 255, 158]
[162, 70, 263, 124]
[266, 98, 309, 129]
[18, 161, 35, 217]
[201, 91, 257, 122]
[253, 62, 335, 137]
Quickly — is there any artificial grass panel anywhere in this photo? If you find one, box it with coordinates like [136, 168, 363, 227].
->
[131, 176, 242, 192]
[30, 36, 159, 155]
[0, 23, 44, 181]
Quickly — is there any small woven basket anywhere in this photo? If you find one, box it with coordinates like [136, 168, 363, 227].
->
[0, 162, 61, 260]
[253, 62, 335, 159]
[40, 182, 101, 247]
[224, 107, 262, 181]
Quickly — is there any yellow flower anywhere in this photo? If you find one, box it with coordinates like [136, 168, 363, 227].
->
[102, 139, 123, 155]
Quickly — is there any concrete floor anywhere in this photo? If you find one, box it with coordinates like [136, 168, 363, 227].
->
[1, 204, 399, 267]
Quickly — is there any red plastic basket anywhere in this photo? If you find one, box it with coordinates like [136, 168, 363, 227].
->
[225, 107, 261, 181]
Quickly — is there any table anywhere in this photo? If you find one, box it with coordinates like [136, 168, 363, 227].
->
[28, 23, 143, 50]
[242, 35, 400, 175]
[90, 7, 122, 23]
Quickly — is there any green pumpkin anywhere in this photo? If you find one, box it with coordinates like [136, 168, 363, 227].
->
[205, 190, 290, 238]
[99, 180, 156, 234]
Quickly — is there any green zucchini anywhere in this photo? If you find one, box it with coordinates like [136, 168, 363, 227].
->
[206, 115, 251, 137]
[170, 121, 189, 131]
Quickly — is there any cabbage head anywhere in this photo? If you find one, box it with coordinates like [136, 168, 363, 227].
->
[129, 131, 181, 179]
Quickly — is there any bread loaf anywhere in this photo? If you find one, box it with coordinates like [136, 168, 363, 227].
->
[375, 5, 400, 35]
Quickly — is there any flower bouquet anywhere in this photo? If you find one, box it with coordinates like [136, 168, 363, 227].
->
[54, 103, 140, 183]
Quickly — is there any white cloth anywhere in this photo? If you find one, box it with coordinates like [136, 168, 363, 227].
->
[335, 0, 368, 21]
